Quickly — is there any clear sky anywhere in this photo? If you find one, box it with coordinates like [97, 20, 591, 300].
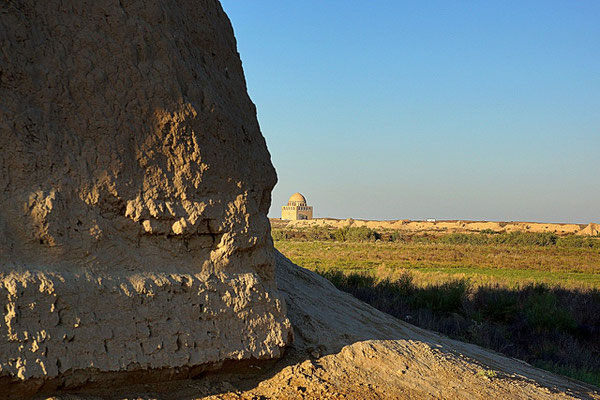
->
[220, 1, 600, 223]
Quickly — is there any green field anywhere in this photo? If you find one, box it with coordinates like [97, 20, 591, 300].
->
[275, 239, 600, 289]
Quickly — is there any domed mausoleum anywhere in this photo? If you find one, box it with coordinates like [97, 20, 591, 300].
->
[282, 193, 313, 220]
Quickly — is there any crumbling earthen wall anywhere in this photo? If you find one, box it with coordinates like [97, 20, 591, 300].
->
[0, 0, 291, 388]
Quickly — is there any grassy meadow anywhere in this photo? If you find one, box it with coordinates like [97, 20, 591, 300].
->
[275, 239, 600, 289]
[273, 226, 600, 386]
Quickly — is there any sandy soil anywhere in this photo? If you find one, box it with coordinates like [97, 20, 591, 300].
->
[272, 218, 600, 237]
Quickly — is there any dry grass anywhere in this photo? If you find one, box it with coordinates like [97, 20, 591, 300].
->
[275, 240, 600, 289]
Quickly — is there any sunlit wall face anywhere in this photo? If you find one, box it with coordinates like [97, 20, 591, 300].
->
[222, 1, 600, 223]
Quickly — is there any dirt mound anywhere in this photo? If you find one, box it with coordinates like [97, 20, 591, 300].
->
[580, 223, 600, 237]
[275, 218, 592, 236]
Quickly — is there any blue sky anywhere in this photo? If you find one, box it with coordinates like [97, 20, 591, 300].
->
[220, 1, 600, 223]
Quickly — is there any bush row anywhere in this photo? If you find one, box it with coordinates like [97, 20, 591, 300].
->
[318, 269, 600, 386]
[272, 228, 600, 248]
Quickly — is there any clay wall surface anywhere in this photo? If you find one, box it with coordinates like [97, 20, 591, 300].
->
[0, 0, 291, 390]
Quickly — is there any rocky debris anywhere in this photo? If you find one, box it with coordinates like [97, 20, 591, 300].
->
[0, 0, 291, 395]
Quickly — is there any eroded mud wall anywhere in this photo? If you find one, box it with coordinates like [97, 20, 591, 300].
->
[0, 0, 291, 389]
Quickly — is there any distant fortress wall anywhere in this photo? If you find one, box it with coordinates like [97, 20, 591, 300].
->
[272, 218, 600, 237]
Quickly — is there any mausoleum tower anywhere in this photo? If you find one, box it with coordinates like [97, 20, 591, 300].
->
[282, 193, 313, 220]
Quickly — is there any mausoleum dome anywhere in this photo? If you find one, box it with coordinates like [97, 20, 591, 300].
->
[282, 192, 313, 220]
[288, 192, 307, 205]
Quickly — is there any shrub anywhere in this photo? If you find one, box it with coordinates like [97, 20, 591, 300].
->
[412, 280, 470, 314]
[524, 288, 577, 333]
[333, 226, 380, 242]
[493, 232, 558, 246]
[557, 235, 600, 249]
[271, 229, 288, 241]
[345, 273, 376, 289]
[480, 228, 499, 235]
[277, 228, 600, 249]
[476, 288, 519, 323]
[305, 226, 334, 241]
[440, 233, 489, 245]
[395, 272, 415, 296]
[438, 232, 562, 247]
[389, 231, 408, 242]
